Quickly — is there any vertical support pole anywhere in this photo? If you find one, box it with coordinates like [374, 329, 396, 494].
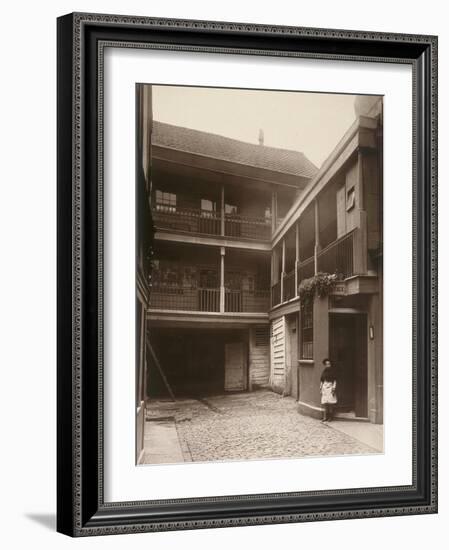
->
[314, 199, 321, 275]
[220, 246, 225, 313]
[271, 190, 277, 234]
[221, 184, 225, 236]
[295, 222, 300, 296]
[281, 238, 286, 303]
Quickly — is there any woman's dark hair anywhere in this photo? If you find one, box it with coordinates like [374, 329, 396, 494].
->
[322, 358, 331, 365]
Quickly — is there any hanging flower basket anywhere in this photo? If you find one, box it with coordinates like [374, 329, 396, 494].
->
[298, 272, 342, 306]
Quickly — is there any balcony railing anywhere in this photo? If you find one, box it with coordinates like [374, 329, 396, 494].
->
[149, 285, 269, 313]
[152, 206, 271, 241]
[225, 213, 271, 241]
[297, 257, 315, 286]
[317, 231, 354, 279]
[269, 232, 356, 310]
[152, 207, 221, 236]
[149, 286, 219, 312]
[225, 289, 270, 313]
[225, 289, 241, 312]
[282, 269, 296, 302]
[271, 280, 281, 308]
[242, 290, 270, 313]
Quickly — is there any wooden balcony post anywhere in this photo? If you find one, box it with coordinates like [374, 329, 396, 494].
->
[281, 238, 286, 302]
[220, 184, 225, 236]
[314, 199, 321, 275]
[295, 222, 300, 296]
[271, 191, 277, 234]
[220, 246, 225, 312]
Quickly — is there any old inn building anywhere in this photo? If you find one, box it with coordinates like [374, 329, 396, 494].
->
[144, 92, 383, 426]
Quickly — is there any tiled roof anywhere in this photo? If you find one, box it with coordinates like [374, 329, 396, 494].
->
[152, 121, 318, 179]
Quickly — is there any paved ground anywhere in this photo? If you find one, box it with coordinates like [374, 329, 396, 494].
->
[143, 419, 185, 465]
[144, 390, 381, 465]
[328, 418, 383, 451]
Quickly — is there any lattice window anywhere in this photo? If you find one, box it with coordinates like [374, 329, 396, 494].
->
[155, 190, 176, 212]
[301, 302, 313, 359]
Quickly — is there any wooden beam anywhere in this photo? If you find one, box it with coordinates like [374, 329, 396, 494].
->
[147, 340, 176, 401]
[154, 231, 271, 251]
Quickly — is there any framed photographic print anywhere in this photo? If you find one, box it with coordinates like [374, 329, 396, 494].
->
[57, 12, 438, 536]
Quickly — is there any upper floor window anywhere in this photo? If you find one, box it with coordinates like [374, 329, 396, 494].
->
[201, 199, 217, 217]
[155, 190, 176, 213]
[225, 203, 238, 216]
[264, 206, 272, 222]
[346, 187, 356, 211]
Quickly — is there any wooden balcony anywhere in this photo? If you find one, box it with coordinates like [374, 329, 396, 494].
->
[153, 207, 221, 236]
[149, 285, 270, 313]
[271, 280, 281, 308]
[282, 269, 296, 302]
[297, 257, 314, 286]
[225, 213, 271, 241]
[152, 206, 271, 242]
[317, 231, 354, 279]
[271, 231, 358, 311]
[149, 286, 219, 312]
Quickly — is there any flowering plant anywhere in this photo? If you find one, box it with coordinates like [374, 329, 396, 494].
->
[298, 272, 341, 305]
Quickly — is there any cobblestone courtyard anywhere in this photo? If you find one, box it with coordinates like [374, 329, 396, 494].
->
[144, 390, 380, 464]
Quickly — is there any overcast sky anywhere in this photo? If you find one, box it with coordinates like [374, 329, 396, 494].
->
[152, 85, 359, 168]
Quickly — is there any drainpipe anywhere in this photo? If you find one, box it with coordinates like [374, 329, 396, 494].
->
[281, 238, 286, 302]
[295, 222, 300, 297]
[271, 191, 277, 234]
[220, 184, 225, 237]
[220, 247, 225, 313]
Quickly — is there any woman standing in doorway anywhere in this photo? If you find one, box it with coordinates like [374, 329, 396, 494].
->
[320, 358, 337, 422]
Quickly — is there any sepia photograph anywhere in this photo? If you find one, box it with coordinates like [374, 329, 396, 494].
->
[135, 84, 384, 466]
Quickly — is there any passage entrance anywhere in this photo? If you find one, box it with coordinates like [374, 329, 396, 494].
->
[147, 328, 247, 397]
[329, 313, 368, 418]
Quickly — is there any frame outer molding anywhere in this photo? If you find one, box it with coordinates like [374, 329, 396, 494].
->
[57, 12, 437, 537]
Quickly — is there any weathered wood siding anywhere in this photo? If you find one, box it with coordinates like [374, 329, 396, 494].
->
[270, 316, 286, 392]
[249, 325, 270, 388]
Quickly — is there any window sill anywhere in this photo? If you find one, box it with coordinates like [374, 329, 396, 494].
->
[298, 359, 314, 366]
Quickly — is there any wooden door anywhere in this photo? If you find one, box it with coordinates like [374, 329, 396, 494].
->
[224, 342, 247, 391]
[354, 317, 368, 417]
[329, 315, 355, 410]
[329, 313, 368, 417]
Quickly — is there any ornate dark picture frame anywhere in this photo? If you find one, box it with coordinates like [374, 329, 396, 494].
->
[57, 12, 437, 537]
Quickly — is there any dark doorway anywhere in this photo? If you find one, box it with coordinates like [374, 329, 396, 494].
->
[147, 328, 247, 398]
[329, 313, 368, 417]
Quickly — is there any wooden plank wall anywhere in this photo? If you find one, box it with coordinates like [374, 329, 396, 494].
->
[270, 316, 286, 392]
[249, 325, 270, 388]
